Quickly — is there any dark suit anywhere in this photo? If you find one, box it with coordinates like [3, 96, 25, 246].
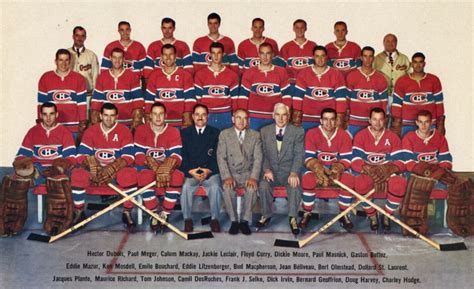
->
[259, 123, 305, 218]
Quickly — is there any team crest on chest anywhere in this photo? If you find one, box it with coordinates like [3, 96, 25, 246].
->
[52, 90, 72, 101]
[95, 149, 115, 162]
[106, 91, 125, 102]
[123, 60, 133, 69]
[205, 53, 212, 64]
[291, 57, 308, 68]
[417, 152, 437, 163]
[256, 84, 275, 96]
[410, 93, 428, 103]
[249, 58, 260, 67]
[318, 152, 337, 162]
[333, 59, 351, 70]
[367, 153, 386, 164]
[159, 89, 177, 100]
[38, 145, 59, 159]
[208, 86, 226, 97]
[147, 148, 166, 162]
[356, 90, 375, 101]
[310, 88, 330, 99]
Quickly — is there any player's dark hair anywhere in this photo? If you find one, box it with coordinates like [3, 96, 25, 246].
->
[151, 102, 167, 113]
[207, 13, 221, 24]
[312, 45, 327, 55]
[369, 107, 386, 118]
[412, 52, 426, 61]
[259, 42, 273, 53]
[161, 17, 176, 27]
[417, 110, 432, 120]
[293, 19, 307, 27]
[55, 49, 71, 60]
[118, 21, 131, 28]
[334, 21, 347, 29]
[321, 107, 337, 119]
[210, 42, 225, 53]
[361, 46, 375, 56]
[40, 102, 57, 113]
[193, 103, 209, 114]
[252, 17, 265, 26]
[101, 103, 119, 114]
[110, 47, 125, 57]
[161, 43, 177, 54]
[73, 26, 86, 35]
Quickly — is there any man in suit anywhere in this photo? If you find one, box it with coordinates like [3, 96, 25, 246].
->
[258, 103, 305, 235]
[181, 104, 222, 232]
[217, 109, 263, 235]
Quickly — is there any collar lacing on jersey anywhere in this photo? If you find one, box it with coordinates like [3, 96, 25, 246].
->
[319, 126, 337, 147]
[162, 66, 179, 80]
[312, 65, 330, 80]
[368, 126, 385, 146]
[119, 40, 134, 51]
[416, 129, 435, 145]
[41, 123, 60, 138]
[333, 40, 348, 54]
[100, 122, 118, 141]
[292, 39, 308, 49]
[151, 123, 168, 147]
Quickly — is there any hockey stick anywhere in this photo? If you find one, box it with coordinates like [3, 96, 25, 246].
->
[333, 179, 467, 251]
[274, 189, 375, 248]
[27, 181, 156, 243]
[108, 184, 213, 240]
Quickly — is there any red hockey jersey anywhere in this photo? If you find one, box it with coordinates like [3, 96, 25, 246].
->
[280, 39, 317, 82]
[237, 37, 284, 72]
[305, 126, 352, 168]
[325, 41, 361, 76]
[134, 123, 182, 166]
[192, 35, 238, 73]
[101, 40, 146, 76]
[402, 130, 452, 171]
[143, 39, 193, 79]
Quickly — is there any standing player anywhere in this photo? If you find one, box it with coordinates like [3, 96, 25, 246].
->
[134, 102, 184, 234]
[292, 46, 347, 131]
[194, 42, 239, 129]
[325, 21, 361, 77]
[237, 18, 284, 73]
[1, 102, 76, 236]
[348, 108, 406, 231]
[401, 110, 472, 236]
[300, 108, 353, 230]
[192, 13, 238, 74]
[346, 46, 388, 137]
[90, 48, 143, 131]
[280, 19, 317, 84]
[239, 43, 291, 130]
[145, 44, 195, 128]
[37, 49, 87, 143]
[101, 21, 146, 77]
[391, 52, 445, 137]
[144, 17, 193, 80]
[71, 103, 137, 231]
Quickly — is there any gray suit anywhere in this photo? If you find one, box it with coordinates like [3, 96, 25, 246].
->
[217, 128, 263, 222]
[259, 123, 305, 218]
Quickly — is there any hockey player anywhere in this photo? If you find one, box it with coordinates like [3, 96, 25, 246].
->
[91, 47, 144, 131]
[292, 45, 347, 131]
[239, 42, 291, 130]
[346, 46, 388, 137]
[68, 26, 99, 96]
[192, 13, 238, 74]
[300, 108, 353, 230]
[401, 110, 473, 237]
[280, 19, 317, 84]
[101, 21, 146, 77]
[71, 103, 137, 232]
[391, 52, 445, 137]
[134, 102, 184, 234]
[143, 17, 193, 80]
[237, 18, 284, 73]
[145, 44, 195, 128]
[194, 42, 239, 129]
[348, 108, 406, 231]
[325, 21, 361, 77]
[1, 102, 76, 236]
[37, 49, 88, 143]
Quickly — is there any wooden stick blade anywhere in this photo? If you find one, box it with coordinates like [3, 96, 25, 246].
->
[439, 242, 467, 251]
[274, 239, 301, 248]
[186, 231, 214, 240]
[27, 233, 51, 243]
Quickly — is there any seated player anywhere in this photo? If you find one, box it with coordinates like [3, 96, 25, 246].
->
[401, 110, 473, 237]
[134, 102, 184, 234]
[1, 102, 76, 236]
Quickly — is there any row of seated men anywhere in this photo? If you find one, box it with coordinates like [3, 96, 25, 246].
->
[1, 101, 472, 239]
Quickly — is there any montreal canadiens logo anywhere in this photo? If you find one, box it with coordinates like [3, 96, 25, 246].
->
[357, 90, 374, 101]
[208, 86, 226, 97]
[333, 59, 350, 70]
[318, 152, 337, 162]
[205, 53, 212, 63]
[311, 88, 329, 99]
[106, 91, 125, 102]
[123, 60, 133, 69]
[159, 89, 177, 100]
[417, 152, 437, 163]
[52, 90, 72, 101]
[256, 84, 274, 96]
[147, 148, 165, 162]
[249, 58, 260, 67]
[410, 93, 428, 103]
[95, 149, 115, 162]
[367, 153, 386, 164]
[38, 146, 59, 159]
[291, 57, 308, 67]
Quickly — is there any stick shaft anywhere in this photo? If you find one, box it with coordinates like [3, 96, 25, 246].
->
[334, 179, 441, 250]
[108, 183, 188, 239]
[50, 181, 156, 242]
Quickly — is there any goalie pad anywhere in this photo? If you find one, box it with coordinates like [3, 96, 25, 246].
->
[13, 157, 36, 178]
[0, 176, 31, 236]
[400, 174, 436, 236]
[44, 177, 74, 235]
[447, 178, 474, 237]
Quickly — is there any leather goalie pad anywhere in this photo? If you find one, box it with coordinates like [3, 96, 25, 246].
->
[0, 176, 30, 236]
[400, 175, 436, 236]
[447, 178, 474, 237]
[44, 177, 74, 235]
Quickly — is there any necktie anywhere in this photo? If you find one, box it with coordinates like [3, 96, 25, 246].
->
[198, 128, 203, 135]
[388, 53, 394, 67]
[238, 131, 243, 144]
[76, 48, 81, 58]
[276, 128, 284, 141]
